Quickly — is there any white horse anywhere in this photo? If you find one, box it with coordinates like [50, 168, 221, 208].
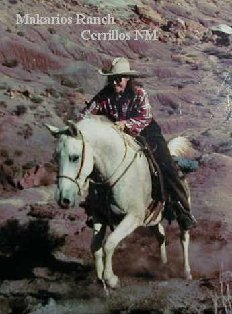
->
[46, 115, 193, 289]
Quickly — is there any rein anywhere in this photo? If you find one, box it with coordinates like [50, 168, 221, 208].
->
[90, 126, 142, 188]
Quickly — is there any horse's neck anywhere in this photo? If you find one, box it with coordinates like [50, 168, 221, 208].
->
[79, 118, 125, 179]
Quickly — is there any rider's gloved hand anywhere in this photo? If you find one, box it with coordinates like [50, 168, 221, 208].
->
[115, 120, 127, 131]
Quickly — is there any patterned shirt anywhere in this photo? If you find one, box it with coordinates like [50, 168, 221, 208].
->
[78, 85, 153, 136]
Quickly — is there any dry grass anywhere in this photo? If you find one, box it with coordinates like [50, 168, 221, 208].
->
[212, 270, 232, 314]
[211, 70, 232, 123]
[225, 95, 232, 122]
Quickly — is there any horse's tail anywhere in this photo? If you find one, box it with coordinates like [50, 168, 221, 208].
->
[167, 136, 196, 158]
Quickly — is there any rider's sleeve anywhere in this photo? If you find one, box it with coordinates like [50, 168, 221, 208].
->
[78, 100, 101, 120]
[125, 88, 152, 136]
[76, 88, 109, 121]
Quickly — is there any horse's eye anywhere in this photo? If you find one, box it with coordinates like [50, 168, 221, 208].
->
[69, 155, 79, 162]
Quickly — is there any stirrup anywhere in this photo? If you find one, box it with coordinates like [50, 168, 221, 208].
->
[177, 212, 197, 230]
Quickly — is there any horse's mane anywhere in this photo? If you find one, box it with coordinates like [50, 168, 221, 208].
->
[85, 114, 113, 125]
[79, 114, 139, 149]
[79, 114, 117, 129]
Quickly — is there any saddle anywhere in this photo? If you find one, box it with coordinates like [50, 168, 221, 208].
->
[136, 137, 191, 224]
[136, 135, 166, 202]
[135, 135, 168, 224]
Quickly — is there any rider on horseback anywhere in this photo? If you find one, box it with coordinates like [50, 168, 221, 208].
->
[76, 57, 197, 230]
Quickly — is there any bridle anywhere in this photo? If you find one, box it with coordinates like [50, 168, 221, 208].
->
[57, 126, 142, 195]
[57, 131, 86, 196]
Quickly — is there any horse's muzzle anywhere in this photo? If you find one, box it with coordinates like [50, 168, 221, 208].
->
[56, 188, 77, 209]
[60, 197, 72, 209]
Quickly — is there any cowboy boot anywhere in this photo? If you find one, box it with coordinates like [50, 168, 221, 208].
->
[174, 201, 197, 230]
[166, 167, 197, 230]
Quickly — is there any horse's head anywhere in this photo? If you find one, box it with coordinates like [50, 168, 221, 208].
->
[46, 121, 94, 208]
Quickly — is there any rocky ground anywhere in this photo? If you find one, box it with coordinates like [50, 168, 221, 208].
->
[0, 0, 232, 313]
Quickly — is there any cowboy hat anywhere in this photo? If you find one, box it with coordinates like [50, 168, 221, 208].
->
[98, 57, 141, 77]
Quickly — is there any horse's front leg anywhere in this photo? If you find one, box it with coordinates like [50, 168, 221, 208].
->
[91, 221, 106, 283]
[103, 213, 142, 289]
[180, 229, 192, 280]
[154, 223, 167, 264]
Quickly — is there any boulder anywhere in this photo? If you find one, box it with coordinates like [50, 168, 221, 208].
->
[134, 5, 164, 25]
[210, 24, 232, 46]
[210, 24, 232, 35]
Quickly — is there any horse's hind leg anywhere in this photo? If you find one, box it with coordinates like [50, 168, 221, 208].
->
[154, 223, 167, 264]
[91, 221, 106, 282]
[103, 213, 141, 289]
[180, 229, 192, 280]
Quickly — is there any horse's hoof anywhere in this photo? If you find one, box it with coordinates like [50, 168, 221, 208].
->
[185, 272, 192, 280]
[105, 275, 120, 289]
[161, 256, 168, 264]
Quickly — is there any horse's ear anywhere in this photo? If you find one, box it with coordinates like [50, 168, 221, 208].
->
[44, 124, 60, 137]
[44, 124, 69, 137]
[67, 120, 79, 137]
